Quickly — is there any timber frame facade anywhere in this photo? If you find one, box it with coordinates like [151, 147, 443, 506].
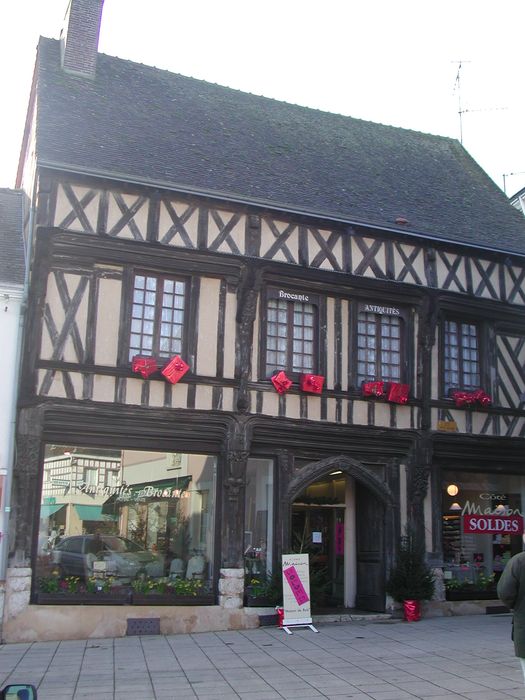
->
[5, 2, 525, 641]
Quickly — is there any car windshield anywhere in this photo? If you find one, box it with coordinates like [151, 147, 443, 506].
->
[101, 537, 143, 553]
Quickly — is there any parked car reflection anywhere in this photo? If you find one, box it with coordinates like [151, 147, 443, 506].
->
[51, 535, 164, 579]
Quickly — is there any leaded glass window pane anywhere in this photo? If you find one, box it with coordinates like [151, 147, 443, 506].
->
[357, 311, 402, 384]
[443, 320, 480, 393]
[265, 298, 316, 374]
[129, 273, 186, 361]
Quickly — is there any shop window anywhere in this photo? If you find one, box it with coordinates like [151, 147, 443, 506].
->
[443, 320, 480, 394]
[263, 290, 319, 377]
[128, 273, 186, 362]
[35, 446, 217, 605]
[441, 471, 525, 600]
[357, 310, 402, 384]
[244, 459, 274, 580]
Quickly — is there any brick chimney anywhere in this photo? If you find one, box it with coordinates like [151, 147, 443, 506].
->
[60, 0, 105, 78]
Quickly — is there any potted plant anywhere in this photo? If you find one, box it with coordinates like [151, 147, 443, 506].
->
[386, 529, 435, 621]
[131, 576, 214, 605]
[245, 573, 281, 607]
[444, 572, 497, 601]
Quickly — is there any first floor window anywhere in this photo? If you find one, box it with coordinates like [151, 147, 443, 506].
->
[357, 311, 402, 384]
[265, 293, 317, 376]
[129, 272, 186, 361]
[444, 320, 480, 393]
[105, 470, 120, 488]
[83, 467, 98, 486]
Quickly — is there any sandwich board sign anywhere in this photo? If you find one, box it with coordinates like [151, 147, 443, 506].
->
[281, 553, 318, 634]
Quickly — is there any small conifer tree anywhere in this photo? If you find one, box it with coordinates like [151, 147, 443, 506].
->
[386, 528, 435, 602]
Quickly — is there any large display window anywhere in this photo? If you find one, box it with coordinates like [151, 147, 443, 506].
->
[244, 458, 275, 604]
[442, 470, 525, 599]
[35, 445, 216, 604]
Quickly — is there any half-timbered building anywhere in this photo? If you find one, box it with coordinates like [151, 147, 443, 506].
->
[5, 0, 525, 641]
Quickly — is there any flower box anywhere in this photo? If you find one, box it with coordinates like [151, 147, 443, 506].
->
[245, 594, 275, 607]
[35, 591, 129, 605]
[131, 593, 214, 606]
[445, 589, 497, 601]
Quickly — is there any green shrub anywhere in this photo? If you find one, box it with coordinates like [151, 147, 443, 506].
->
[386, 529, 435, 602]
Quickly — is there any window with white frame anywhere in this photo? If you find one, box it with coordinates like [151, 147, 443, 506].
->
[129, 273, 186, 361]
[264, 291, 318, 376]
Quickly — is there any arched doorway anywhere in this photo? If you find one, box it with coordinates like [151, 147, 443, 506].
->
[285, 456, 395, 612]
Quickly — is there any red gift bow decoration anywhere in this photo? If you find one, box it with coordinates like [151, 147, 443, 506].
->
[131, 355, 159, 379]
[452, 389, 492, 407]
[387, 382, 409, 404]
[300, 374, 325, 394]
[271, 371, 293, 394]
[361, 381, 385, 398]
[161, 355, 190, 384]
[451, 390, 476, 407]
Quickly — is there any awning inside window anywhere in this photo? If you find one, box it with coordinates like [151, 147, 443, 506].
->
[74, 505, 118, 522]
[101, 475, 192, 514]
[39, 504, 65, 520]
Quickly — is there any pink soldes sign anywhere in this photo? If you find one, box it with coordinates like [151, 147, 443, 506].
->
[283, 566, 310, 606]
[282, 553, 312, 627]
[463, 514, 524, 535]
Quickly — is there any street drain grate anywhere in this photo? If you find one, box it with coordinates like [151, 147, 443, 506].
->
[126, 617, 160, 635]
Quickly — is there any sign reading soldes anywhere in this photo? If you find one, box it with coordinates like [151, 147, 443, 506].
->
[463, 514, 524, 535]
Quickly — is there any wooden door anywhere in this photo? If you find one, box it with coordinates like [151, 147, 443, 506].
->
[355, 482, 385, 611]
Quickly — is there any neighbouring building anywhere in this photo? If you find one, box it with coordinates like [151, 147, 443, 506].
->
[0, 189, 25, 631]
[511, 186, 525, 216]
[5, 0, 525, 641]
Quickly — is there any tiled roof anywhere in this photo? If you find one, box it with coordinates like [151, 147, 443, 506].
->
[35, 38, 525, 255]
[0, 189, 24, 286]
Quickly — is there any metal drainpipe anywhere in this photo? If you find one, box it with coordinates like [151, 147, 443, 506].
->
[0, 194, 33, 579]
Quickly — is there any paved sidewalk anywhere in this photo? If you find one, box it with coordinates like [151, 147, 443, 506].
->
[0, 614, 522, 699]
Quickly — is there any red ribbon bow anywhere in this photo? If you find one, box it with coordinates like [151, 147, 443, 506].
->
[452, 389, 492, 407]
[300, 374, 325, 394]
[131, 355, 159, 379]
[271, 371, 293, 394]
[161, 355, 190, 384]
[362, 381, 385, 398]
[387, 382, 409, 404]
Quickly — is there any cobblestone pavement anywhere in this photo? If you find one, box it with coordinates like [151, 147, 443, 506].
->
[0, 614, 522, 699]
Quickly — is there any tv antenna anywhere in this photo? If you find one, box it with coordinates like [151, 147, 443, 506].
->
[502, 172, 525, 195]
[452, 60, 470, 144]
[452, 60, 507, 144]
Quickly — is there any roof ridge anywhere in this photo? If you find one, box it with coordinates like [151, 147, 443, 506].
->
[35, 36, 525, 255]
[37, 36, 458, 146]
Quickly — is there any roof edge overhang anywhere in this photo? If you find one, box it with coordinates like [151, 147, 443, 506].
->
[37, 159, 525, 262]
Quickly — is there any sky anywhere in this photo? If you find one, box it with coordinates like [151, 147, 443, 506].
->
[1, 0, 524, 197]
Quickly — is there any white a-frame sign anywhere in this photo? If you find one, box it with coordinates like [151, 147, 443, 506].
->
[281, 553, 319, 634]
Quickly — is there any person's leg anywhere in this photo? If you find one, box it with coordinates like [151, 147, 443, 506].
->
[519, 657, 525, 684]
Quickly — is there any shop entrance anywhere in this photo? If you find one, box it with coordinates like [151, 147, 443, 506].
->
[291, 472, 348, 609]
[289, 464, 387, 613]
